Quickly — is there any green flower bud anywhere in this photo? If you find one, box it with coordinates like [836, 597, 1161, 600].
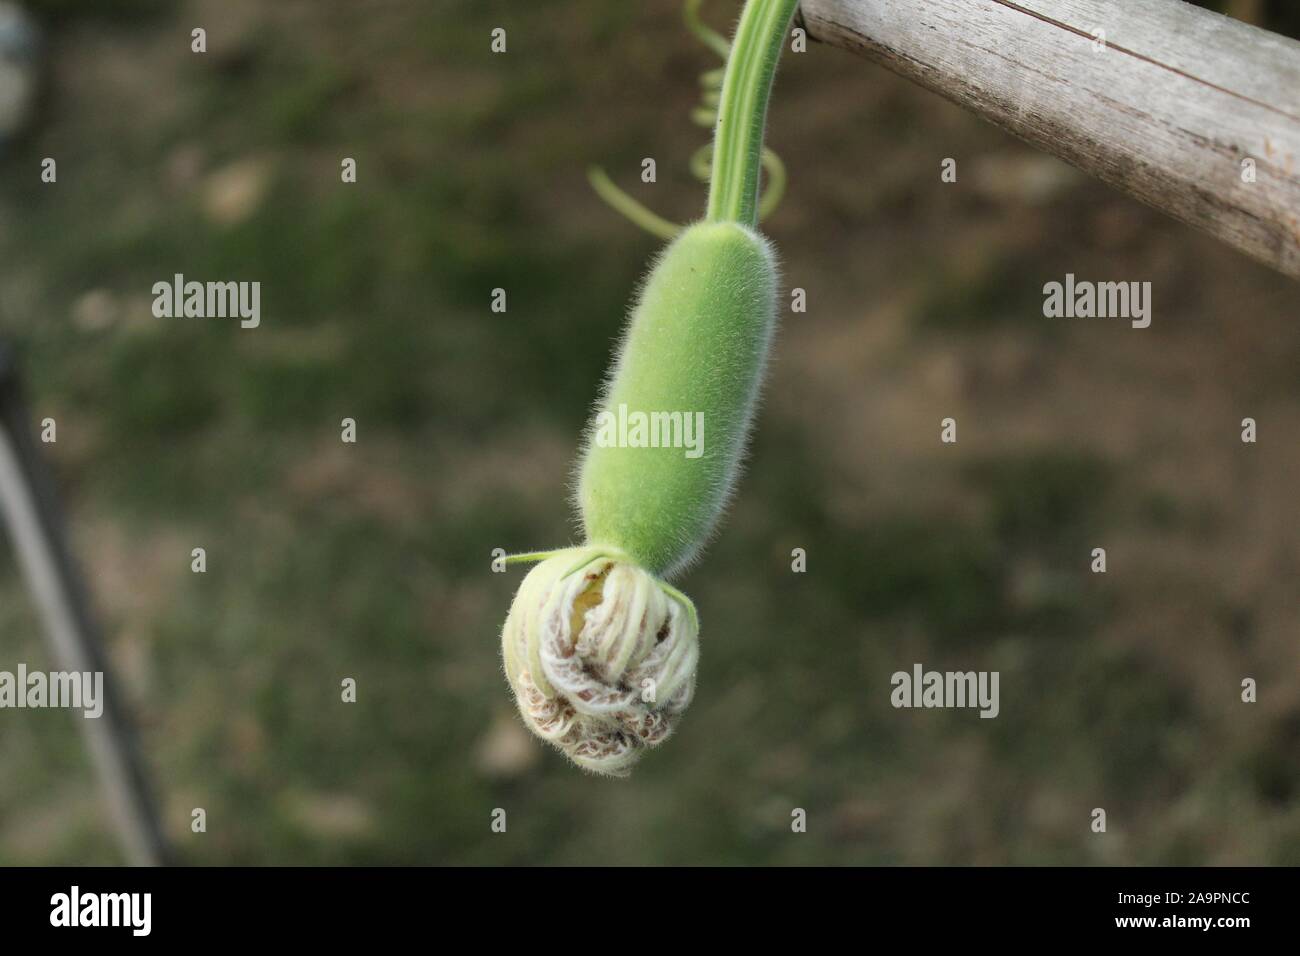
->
[501, 547, 699, 777]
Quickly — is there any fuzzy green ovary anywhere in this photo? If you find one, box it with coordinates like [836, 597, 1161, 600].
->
[578, 220, 777, 578]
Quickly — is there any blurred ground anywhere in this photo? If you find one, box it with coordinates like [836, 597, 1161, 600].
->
[0, 0, 1297, 864]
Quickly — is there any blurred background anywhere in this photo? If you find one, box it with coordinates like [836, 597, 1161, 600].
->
[0, 0, 1297, 865]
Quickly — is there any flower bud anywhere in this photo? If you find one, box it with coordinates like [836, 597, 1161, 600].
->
[501, 547, 699, 776]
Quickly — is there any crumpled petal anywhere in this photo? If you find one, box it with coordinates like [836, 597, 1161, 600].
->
[501, 546, 700, 777]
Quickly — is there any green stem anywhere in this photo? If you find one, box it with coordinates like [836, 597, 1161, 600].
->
[706, 0, 799, 226]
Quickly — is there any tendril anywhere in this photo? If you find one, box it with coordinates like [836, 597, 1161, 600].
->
[588, 0, 788, 237]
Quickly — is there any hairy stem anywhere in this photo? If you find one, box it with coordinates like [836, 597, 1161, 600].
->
[706, 0, 799, 226]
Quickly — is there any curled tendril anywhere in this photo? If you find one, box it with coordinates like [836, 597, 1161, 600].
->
[587, 0, 788, 237]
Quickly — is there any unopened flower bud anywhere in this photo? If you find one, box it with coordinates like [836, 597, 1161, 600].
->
[501, 547, 699, 777]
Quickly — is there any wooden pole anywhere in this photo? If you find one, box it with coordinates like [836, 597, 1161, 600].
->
[799, 0, 1300, 278]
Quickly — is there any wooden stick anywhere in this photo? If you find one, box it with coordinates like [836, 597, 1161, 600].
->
[799, 0, 1300, 278]
[0, 345, 171, 866]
